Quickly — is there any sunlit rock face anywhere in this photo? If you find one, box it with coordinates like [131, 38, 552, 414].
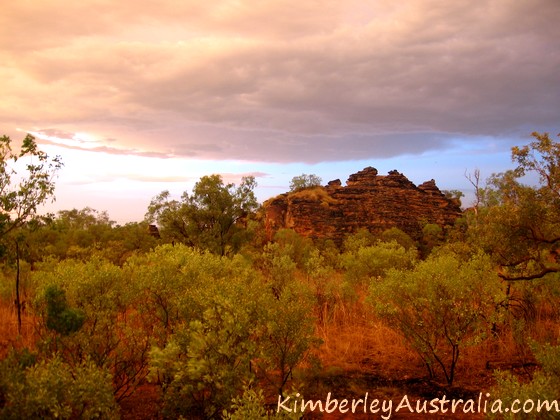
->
[263, 167, 462, 245]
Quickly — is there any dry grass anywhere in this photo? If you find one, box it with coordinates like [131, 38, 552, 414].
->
[313, 281, 560, 394]
[289, 187, 339, 205]
[317, 319, 420, 376]
[314, 289, 421, 379]
[0, 298, 38, 358]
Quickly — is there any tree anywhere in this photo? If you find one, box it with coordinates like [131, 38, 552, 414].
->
[442, 189, 464, 208]
[421, 223, 444, 256]
[257, 282, 320, 398]
[0, 134, 62, 241]
[0, 352, 119, 419]
[145, 247, 268, 418]
[0, 134, 62, 334]
[470, 132, 560, 281]
[368, 251, 502, 386]
[146, 175, 258, 255]
[512, 132, 560, 197]
[380, 227, 417, 251]
[289, 173, 322, 192]
[341, 240, 417, 286]
[34, 257, 151, 401]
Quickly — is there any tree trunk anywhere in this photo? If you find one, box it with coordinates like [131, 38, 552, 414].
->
[15, 240, 22, 335]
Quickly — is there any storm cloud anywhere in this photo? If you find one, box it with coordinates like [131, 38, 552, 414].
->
[1, 0, 558, 163]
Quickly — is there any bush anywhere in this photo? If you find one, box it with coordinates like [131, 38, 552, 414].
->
[44, 285, 85, 335]
[32, 257, 149, 401]
[368, 251, 502, 385]
[147, 245, 320, 418]
[488, 343, 560, 419]
[289, 174, 322, 192]
[223, 385, 301, 420]
[0, 352, 118, 419]
[147, 250, 268, 418]
[341, 240, 417, 286]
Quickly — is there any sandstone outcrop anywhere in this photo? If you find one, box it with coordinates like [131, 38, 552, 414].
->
[263, 167, 462, 245]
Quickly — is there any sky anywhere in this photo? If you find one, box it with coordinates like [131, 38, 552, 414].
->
[1, 0, 559, 224]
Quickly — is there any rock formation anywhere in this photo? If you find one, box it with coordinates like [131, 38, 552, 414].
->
[263, 167, 462, 245]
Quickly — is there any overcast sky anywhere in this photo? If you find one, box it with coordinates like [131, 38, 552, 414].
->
[1, 0, 559, 223]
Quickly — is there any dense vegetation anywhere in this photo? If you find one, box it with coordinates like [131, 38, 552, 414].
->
[1, 132, 559, 419]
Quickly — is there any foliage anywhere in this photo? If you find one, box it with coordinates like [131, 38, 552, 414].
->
[143, 244, 320, 418]
[420, 223, 444, 255]
[0, 351, 118, 419]
[271, 229, 314, 268]
[368, 251, 503, 385]
[289, 173, 322, 192]
[257, 229, 315, 296]
[33, 258, 150, 401]
[151, 299, 260, 418]
[470, 132, 560, 281]
[222, 386, 270, 420]
[125, 244, 244, 345]
[342, 228, 376, 253]
[44, 284, 85, 335]
[19, 209, 159, 265]
[261, 242, 297, 297]
[488, 343, 560, 419]
[257, 282, 321, 397]
[0, 134, 62, 334]
[380, 227, 417, 251]
[341, 240, 417, 286]
[147, 249, 268, 418]
[0, 134, 62, 243]
[223, 385, 301, 420]
[303, 247, 335, 283]
[146, 175, 258, 255]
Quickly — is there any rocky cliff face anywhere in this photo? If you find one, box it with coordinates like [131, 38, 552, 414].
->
[263, 167, 462, 245]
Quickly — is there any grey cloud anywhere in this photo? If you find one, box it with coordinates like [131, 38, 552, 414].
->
[126, 3, 559, 138]
[2, 0, 559, 164]
[149, 122, 457, 162]
[0, 0, 349, 52]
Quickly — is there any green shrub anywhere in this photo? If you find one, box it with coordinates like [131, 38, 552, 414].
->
[487, 343, 560, 419]
[44, 284, 85, 335]
[223, 385, 301, 420]
[368, 251, 502, 385]
[32, 257, 148, 401]
[341, 240, 417, 286]
[0, 351, 118, 419]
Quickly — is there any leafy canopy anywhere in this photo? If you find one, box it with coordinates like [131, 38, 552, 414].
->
[289, 173, 322, 192]
[146, 174, 258, 255]
[470, 132, 560, 281]
[0, 134, 63, 242]
[369, 250, 502, 386]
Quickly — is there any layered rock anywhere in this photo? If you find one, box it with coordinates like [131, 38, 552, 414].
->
[263, 167, 462, 245]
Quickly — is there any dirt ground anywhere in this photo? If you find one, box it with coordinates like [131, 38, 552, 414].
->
[119, 363, 498, 419]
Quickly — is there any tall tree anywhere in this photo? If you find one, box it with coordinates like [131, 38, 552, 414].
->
[471, 132, 560, 281]
[0, 134, 63, 240]
[146, 175, 258, 255]
[0, 134, 62, 333]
